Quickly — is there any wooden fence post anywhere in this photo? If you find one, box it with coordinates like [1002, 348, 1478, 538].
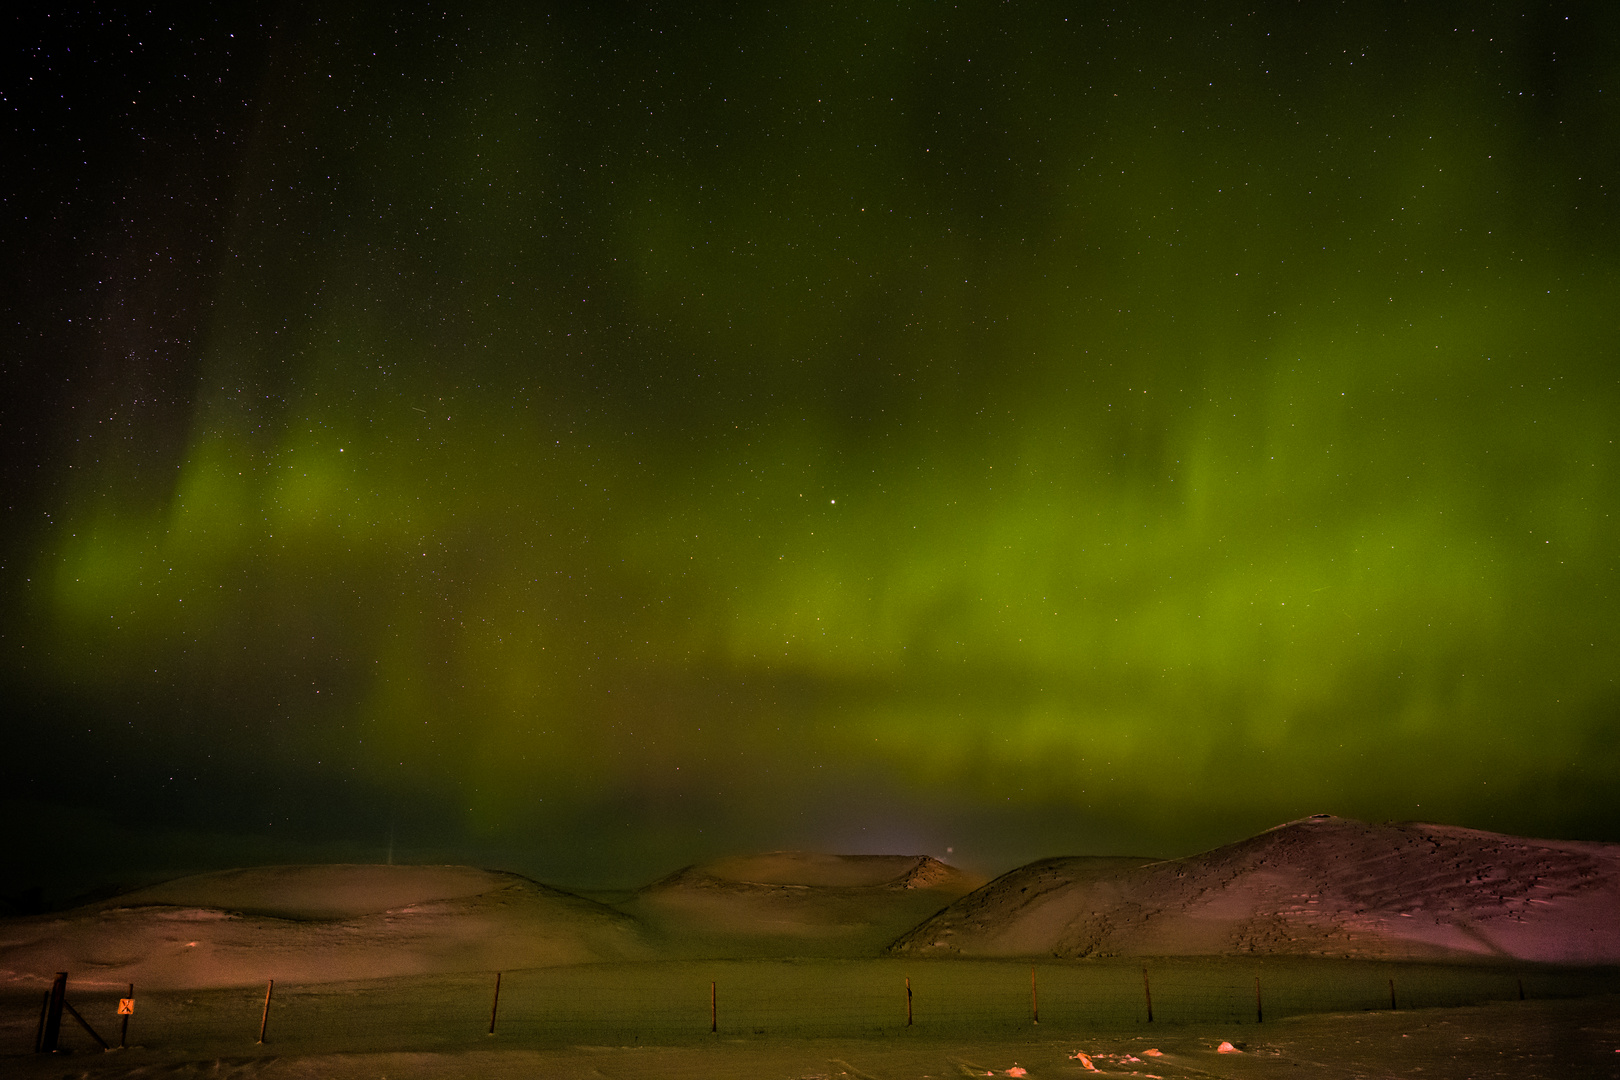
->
[34, 973, 110, 1054]
[1388, 978, 1396, 1010]
[40, 973, 67, 1053]
[257, 980, 273, 1044]
[1031, 966, 1039, 1025]
[710, 981, 717, 1033]
[906, 976, 913, 1026]
[34, 990, 49, 1053]
[1255, 975, 1263, 1023]
[1142, 967, 1153, 1023]
[488, 972, 502, 1035]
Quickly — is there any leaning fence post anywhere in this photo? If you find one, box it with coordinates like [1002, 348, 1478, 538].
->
[906, 976, 913, 1026]
[34, 990, 49, 1053]
[257, 980, 273, 1044]
[488, 972, 502, 1035]
[60, 998, 109, 1050]
[1142, 967, 1153, 1023]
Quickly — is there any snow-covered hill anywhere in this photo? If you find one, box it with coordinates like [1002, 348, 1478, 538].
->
[891, 816, 1620, 964]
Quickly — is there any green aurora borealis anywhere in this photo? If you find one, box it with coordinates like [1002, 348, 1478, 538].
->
[4, 3, 1618, 892]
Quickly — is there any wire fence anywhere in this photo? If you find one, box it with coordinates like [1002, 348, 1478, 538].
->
[15, 957, 1619, 1056]
[487, 958, 1617, 1039]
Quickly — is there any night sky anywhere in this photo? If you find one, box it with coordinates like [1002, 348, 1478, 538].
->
[4, 3, 1617, 902]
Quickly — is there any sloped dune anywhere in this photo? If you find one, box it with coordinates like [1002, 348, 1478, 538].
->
[0, 865, 649, 990]
[890, 816, 1620, 964]
[624, 852, 984, 957]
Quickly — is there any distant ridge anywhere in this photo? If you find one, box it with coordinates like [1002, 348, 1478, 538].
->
[890, 816, 1620, 964]
[643, 852, 977, 893]
[625, 852, 985, 958]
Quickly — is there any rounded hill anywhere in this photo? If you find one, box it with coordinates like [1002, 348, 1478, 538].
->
[890, 817, 1620, 964]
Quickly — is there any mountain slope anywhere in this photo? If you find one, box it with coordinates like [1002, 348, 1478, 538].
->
[890, 817, 1620, 964]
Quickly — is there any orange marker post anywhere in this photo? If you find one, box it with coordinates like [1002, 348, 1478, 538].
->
[119, 985, 134, 1048]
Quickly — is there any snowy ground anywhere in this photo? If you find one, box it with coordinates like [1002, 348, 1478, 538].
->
[5, 988, 1618, 1078]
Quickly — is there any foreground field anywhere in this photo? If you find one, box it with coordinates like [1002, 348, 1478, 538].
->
[4, 995, 1618, 1079]
[6, 959, 1618, 1078]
